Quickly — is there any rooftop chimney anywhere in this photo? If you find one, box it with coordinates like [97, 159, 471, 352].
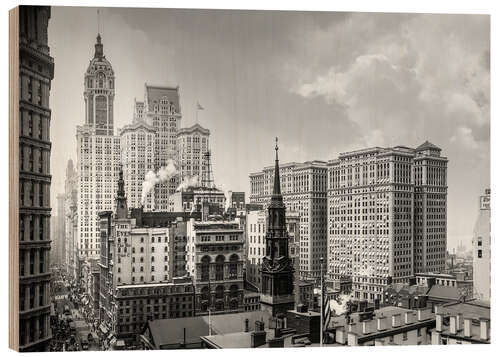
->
[362, 321, 370, 334]
[377, 316, 387, 331]
[392, 313, 402, 328]
[463, 318, 472, 338]
[404, 311, 414, 325]
[435, 313, 444, 332]
[456, 313, 463, 331]
[449, 316, 457, 334]
[251, 331, 267, 348]
[480, 318, 489, 341]
[417, 309, 426, 321]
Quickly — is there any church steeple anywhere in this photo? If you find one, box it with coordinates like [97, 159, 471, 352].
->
[273, 137, 281, 196]
[116, 165, 128, 219]
[260, 138, 295, 317]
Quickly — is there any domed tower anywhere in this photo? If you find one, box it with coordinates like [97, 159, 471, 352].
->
[84, 33, 115, 135]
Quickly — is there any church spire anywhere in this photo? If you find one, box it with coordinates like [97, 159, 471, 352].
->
[116, 164, 128, 219]
[273, 137, 281, 196]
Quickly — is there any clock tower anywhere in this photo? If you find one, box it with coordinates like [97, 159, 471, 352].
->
[260, 138, 295, 316]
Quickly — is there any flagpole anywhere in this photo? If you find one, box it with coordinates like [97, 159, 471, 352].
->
[320, 257, 323, 347]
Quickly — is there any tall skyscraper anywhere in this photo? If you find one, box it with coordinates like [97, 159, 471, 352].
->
[473, 188, 490, 301]
[54, 194, 65, 266]
[119, 121, 156, 210]
[18, 5, 54, 351]
[260, 139, 295, 316]
[413, 141, 448, 274]
[64, 159, 78, 278]
[327, 142, 447, 302]
[177, 123, 210, 183]
[76, 33, 121, 258]
[249, 160, 328, 279]
[142, 84, 182, 210]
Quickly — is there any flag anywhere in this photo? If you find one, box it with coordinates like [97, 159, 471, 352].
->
[197, 101, 204, 110]
[322, 279, 332, 340]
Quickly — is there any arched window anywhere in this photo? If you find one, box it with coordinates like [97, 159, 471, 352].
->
[229, 254, 238, 278]
[215, 285, 224, 300]
[201, 256, 210, 282]
[215, 255, 225, 280]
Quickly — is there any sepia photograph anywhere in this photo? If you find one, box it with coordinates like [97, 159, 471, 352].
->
[8, 2, 491, 352]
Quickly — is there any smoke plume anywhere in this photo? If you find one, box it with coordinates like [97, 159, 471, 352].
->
[176, 175, 199, 192]
[141, 159, 178, 205]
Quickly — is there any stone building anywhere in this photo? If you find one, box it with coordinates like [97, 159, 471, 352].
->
[17, 5, 54, 351]
[142, 84, 182, 210]
[177, 123, 210, 183]
[119, 121, 156, 210]
[77, 32, 121, 259]
[472, 188, 490, 301]
[186, 220, 245, 314]
[327, 142, 447, 302]
[249, 160, 328, 280]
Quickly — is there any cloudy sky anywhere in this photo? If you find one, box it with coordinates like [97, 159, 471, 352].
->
[48, 7, 489, 250]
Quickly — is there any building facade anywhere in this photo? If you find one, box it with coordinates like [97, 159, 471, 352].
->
[142, 84, 182, 210]
[177, 124, 210, 183]
[53, 194, 65, 267]
[472, 188, 490, 301]
[18, 5, 54, 351]
[77, 33, 121, 259]
[119, 121, 156, 210]
[249, 160, 328, 279]
[327, 142, 447, 302]
[186, 220, 245, 314]
[64, 159, 78, 276]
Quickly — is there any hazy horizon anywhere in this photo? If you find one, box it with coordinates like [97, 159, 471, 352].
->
[48, 7, 490, 251]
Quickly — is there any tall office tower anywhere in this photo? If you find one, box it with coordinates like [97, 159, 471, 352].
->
[142, 84, 182, 210]
[54, 194, 66, 266]
[18, 5, 54, 351]
[473, 189, 490, 301]
[249, 161, 327, 279]
[413, 141, 448, 274]
[132, 98, 144, 123]
[76, 33, 121, 259]
[64, 159, 78, 277]
[119, 121, 156, 210]
[327, 143, 447, 302]
[177, 124, 210, 183]
[260, 140, 295, 316]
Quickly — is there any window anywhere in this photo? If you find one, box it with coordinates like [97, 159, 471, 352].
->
[478, 250, 483, 258]
[403, 332, 407, 341]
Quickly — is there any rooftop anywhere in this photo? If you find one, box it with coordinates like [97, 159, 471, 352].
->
[145, 310, 272, 348]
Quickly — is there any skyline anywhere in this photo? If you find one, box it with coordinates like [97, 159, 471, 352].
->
[48, 7, 490, 251]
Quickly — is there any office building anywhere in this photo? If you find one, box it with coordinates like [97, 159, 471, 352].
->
[119, 121, 156, 210]
[177, 124, 210, 183]
[249, 160, 328, 279]
[472, 188, 490, 301]
[77, 33, 121, 258]
[142, 84, 182, 210]
[18, 5, 54, 351]
[186, 220, 245, 314]
[327, 142, 447, 302]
